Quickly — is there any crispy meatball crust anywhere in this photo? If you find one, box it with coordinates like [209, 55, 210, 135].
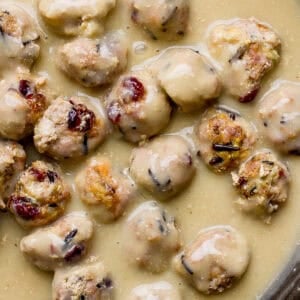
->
[173, 226, 250, 294]
[128, 281, 182, 300]
[106, 69, 172, 143]
[57, 31, 128, 88]
[153, 47, 222, 112]
[20, 212, 94, 271]
[207, 18, 281, 102]
[0, 3, 40, 71]
[123, 201, 181, 273]
[8, 160, 70, 228]
[0, 72, 50, 140]
[52, 259, 114, 300]
[129, 0, 189, 41]
[232, 150, 290, 223]
[195, 106, 257, 173]
[258, 81, 300, 154]
[38, 0, 115, 37]
[34, 96, 107, 160]
[0, 140, 26, 209]
[130, 135, 196, 199]
[76, 156, 135, 223]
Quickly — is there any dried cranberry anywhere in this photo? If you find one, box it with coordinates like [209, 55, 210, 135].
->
[122, 77, 145, 102]
[19, 80, 35, 98]
[107, 102, 122, 124]
[239, 88, 260, 103]
[30, 167, 47, 182]
[68, 102, 95, 132]
[10, 196, 39, 220]
[64, 244, 85, 262]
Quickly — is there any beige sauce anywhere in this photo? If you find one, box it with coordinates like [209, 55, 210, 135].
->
[1, 0, 300, 299]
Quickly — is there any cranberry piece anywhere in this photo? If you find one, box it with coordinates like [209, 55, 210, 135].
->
[239, 88, 260, 103]
[64, 244, 85, 262]
[10, 196, 39, 220]
[122, 77, 145, 102]
[30, 167, 47, 182]
[107, 102, 122, 124]
[68, 102, 95, 132]
[19, 80, 35, 98]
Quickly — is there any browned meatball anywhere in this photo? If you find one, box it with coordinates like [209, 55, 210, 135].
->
[0, 72, 50, 141]
[129, 0, 189, 41]
[38, 0, 116, 37]
[57, 31, 128, 88]
[106, 69, 172, 143]
[20, 212, 94, 271]
[173, 226, 250, 294]
[207, 18, 281, 102]
[34, 96, 108, 160]
[232, 150, 290, 223]
[195, 106, 257, 173]
[0, 3, 40, 71]
[8, 160, 70, 228]
[0, 140, 26, 209]
[52, 259, 114, 300]
[123, 201, 181, 273]
[76, 156, 135, 223]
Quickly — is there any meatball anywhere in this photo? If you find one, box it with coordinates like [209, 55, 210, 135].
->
[232, 150, 290, 223]
[128, 281, 182, 300]
[0, 4, 40, 71]
[52, 259, 113, 300]
[76, 156, 135, 223]
[7, 160, 70, 228]
[0, 72, 49, 140]
[0, 140, 26, 209]
[129, 0, 189, 41]
[57, 31, 128, 88]
[207, 18, 281, 102]
[258, 81, 300, 154]
[153, 48, 222, 112]
[38, 0, 115, 37]
[130, 135, 195, 199]
[34, 96, 107, 160]
[106, 69, 172, 143]
[20, 212, 94, 271]
[195, 106, 257, 173]
[173, 226, 250, 294]
[123, 201, 181, 273]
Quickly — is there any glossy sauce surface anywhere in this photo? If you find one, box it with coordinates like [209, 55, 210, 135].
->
[1, 0, 300, 299]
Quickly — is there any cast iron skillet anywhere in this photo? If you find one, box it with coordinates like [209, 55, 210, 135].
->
[262, 246, 300, 299]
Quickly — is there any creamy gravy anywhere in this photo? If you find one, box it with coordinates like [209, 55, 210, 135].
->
[1, 0, 300, 299]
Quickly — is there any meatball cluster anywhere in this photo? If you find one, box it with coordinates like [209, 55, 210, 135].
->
[20, 212, 94, 270]
[259, 81, 300, 154]
[106, 69, 172, 143]
[0, 4, 40, 71]
[8, 160, 70, 228]
[38, 0, 116, 37]
[34, 96, 107, 160]
[123, 201, 181, 273]
[207, 18, 281, 102]
[52, 259, 114, 300]
[76, 156, 135, 223]
[57, 31, 128, 88]
[153, 47, 222, 112]
[232, 150, 290, 223]
[0, 72, 49, 140]
[130, 135, 196, 199]
[195, 106, 257, 173]
[129, 0, 190, 41]
[0, 140, 26, 209]
[173, 226, 250, 294]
